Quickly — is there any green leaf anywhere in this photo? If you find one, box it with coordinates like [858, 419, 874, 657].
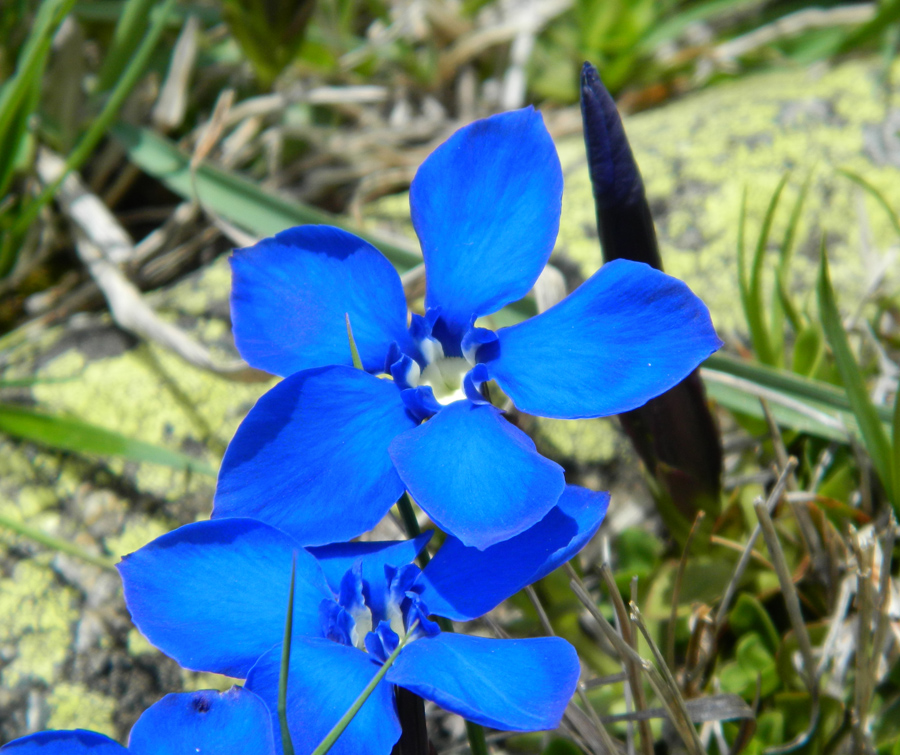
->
[817, 243, 895, 508]
[731, 593, 780, 655]
[0, 403, 216, 475]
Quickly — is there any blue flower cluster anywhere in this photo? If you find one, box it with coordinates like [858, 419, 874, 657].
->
[2, 107, 720, 754]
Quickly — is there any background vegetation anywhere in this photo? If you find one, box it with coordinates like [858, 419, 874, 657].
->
[1, 0, 899, 753]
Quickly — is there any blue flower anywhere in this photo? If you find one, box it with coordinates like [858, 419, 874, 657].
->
[118, 486, 609, 754]
[213, 107, 722, 550]
[0, 687, 275, 754]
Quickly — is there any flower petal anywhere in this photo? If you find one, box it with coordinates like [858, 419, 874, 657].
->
[410, 109, 562, 340]
[308, 533, 432, 618]
[484, 259, 723, 419]
[128, 688, 276, 755]
[214, 366, 417, 545]
[389, 402, 565, 550]
[230, 225, 411, 376]
[246, 639, 400, 755]
[386, 633, 578, 731]
[118, 519, 330, 678]
[0, 732, 127, 754]
[419, 485, 609, 621]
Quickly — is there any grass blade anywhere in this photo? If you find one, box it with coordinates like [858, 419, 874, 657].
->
[817, 242, 895, 506]
[893, 385, 900, 507]
[774, 175, 811, 340]
[0, 507, 117, 570]
[0, 403, 216, 475]
[745, 174, 789, 366]
[7, 0, 177, 245]
[838, 168, 900, 239]
[95, 0, 157, 92]
[310, 623, 419, 755]
[705, 352, 894, 425]
[279, 554, 297, 755]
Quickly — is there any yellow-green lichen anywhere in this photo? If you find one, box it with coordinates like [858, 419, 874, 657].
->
[104, 517, 172, 560]
[0, 560, 78, 687]
[45, 683, 118, 737]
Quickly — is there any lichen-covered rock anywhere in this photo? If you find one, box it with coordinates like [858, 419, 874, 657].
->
[0, 56, 897, 743]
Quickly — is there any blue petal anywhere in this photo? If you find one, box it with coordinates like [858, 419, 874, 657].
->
[389, 402, 565, 550]
[484, 259, 723, 419]
[387, 633, 578, 731]
[128, 688, 276, 755]
[418, 485, 609, 621]
[0, 732, 127, 754]
[246, 639, 400, 755]
[118, 519, 330, 678]
[214, 366, 417, 545]
[410, 109, 562, 340]
[230, 225, 411, 376]
[308, 533, 432, 619]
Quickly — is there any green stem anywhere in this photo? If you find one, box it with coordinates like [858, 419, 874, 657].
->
[396, 492, 429, 567]
[310, 623, 418, 755]
[279, 554, 297, 755]
[465, 720, 490, 755]
[0, 512, 116, 570]
[396, 494, 487, 753]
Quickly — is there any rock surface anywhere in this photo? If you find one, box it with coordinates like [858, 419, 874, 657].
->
[0, 56, 898, 741]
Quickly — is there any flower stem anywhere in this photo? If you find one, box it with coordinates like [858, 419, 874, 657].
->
[396, 495, 488, 754]
[465, 720, 489, 755]
[396, 493, 429, 567]
[310, 622, 418, 755]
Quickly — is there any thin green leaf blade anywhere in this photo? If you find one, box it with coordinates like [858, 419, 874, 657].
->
[0, 403, 216, 475]
[279, 555, 297, 755]
[838, 167, 900, 239]
[746, 174, 789, 366]
[817, 244, 895, 505]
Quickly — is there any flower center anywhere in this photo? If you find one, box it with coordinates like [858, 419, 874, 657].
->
[418, 356, 470, 405]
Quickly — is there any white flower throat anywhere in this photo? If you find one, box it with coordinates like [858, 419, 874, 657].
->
[410, 337, 471, 404]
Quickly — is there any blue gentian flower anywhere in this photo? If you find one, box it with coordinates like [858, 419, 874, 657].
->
[0, 687, 275, 754]
[213, 107, 721, 550]
[118, 486, 609, 755]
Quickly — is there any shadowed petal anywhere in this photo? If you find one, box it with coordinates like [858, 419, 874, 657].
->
[230, 225, 411, 376]
[411, 109, 562, 341]
[214, 366, 417, 545]
[485, 259, 722, 419]
[128, 688, 276, 755]
[387, 633, 578, 731]
[389, 402, 565, 550]
[0, 732, 127, 754]
[246, 640, 400, 755]
[419, 485, 609, 621]
[118, 519, 330, 678]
